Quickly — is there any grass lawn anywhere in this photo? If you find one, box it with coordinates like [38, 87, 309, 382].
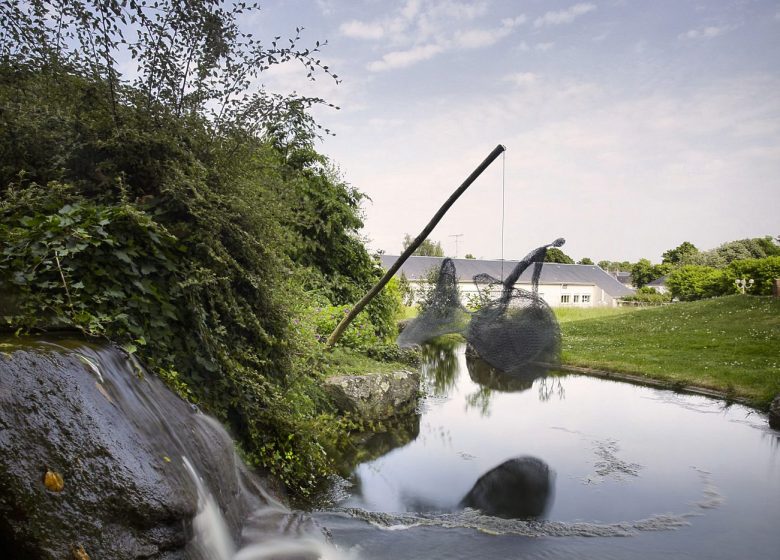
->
[556, 295, 780, 409]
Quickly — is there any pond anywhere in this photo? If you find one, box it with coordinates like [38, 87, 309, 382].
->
[314, 341, 780, 560]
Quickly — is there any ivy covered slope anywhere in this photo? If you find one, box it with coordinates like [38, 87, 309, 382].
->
[0, 1, 401, 497]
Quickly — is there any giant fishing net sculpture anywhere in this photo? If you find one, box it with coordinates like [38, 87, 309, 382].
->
[398, 238, 564, 375]
[397, 258, 470, 348]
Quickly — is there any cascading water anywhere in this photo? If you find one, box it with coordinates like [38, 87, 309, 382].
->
[0, 335, 353, 560]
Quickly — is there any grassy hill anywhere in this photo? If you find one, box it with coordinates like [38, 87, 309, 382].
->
[557, 296, 780, 408]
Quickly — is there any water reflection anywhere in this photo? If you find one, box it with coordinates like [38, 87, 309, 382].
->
[420, 336, 461, 395]
[460, 456, 554, 519]
[324, 343, 780, 560]
[463, 346, 561, 415]
[336, 412, 421, 475]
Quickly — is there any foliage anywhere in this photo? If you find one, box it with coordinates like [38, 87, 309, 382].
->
[577, 257, 594, 265]
[691, 236, 780, 268]
[0, 184, 182, 343]
[620, 287, 672, 305]
[662, 241, 698, 265]
[718, 256, 780, 296]
[0, 0, 336, 142]
[630, 259, 670, 288]
[544, 247, 574, 264]
[403, 233, 444, 257]
[0, 2, 396, 498]
[560, 295, 780, 408]
[665, 265, 722, 301]
[598, 260, 632, 272]
[465, 253, 476, 259]
[665, 257, 780, 301]
[310, 305, 379, 351]
[397, 272, 415, 307]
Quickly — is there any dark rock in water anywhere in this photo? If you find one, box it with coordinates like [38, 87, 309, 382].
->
[770, 395, 780, 430]
[0, 336, 278, 560]
[324, 370, 420, 421]
[460, 457, 553, 519]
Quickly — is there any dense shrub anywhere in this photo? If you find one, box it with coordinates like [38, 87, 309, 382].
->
[666, 265, 723, 301]
[665, 257, 780, 301]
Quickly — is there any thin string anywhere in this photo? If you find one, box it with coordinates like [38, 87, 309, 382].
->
[500, 149, 506, 281]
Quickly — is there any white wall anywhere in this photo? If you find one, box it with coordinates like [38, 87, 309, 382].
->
[407, 281, 614, 308]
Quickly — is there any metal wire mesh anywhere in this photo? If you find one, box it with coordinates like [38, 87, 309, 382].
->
[397, 239, 564, 373]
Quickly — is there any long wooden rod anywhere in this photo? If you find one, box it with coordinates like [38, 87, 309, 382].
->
[326, 144, 506, 348]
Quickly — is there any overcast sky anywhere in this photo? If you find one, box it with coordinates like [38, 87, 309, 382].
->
[256, 0, 779, 263]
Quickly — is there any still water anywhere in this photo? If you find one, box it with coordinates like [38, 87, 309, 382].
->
[315, 341, 780, 559]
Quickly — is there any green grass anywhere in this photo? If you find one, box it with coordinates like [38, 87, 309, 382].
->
[323, 347, 412, 377]
[399, 306, 419, 320]
[558, 295, 780, 408]
[554, 306, 638, 323]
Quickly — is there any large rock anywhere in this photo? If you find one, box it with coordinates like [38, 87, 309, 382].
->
[460, 456, 554, 519]
[324, 370, 420, 421]
[770, 395, 780, 430]
[0, 336, 273, 559]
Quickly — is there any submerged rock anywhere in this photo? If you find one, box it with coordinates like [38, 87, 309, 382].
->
[460, 456, 554, 519]
[770, 395, 780, 430]
[324, 370, 420, 421]
[0, 336, 278, 560]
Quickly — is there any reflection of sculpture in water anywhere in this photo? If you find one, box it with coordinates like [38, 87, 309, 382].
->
[460, 456, 554, 519]
[397, 239, 564, 374]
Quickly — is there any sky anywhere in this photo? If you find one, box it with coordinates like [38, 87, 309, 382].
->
[254, 0, 780, 263]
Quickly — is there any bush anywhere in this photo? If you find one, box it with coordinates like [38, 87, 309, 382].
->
[310, 305, 380, 350]
[666, 265, 723, 301]
[720, 256, 780, 295]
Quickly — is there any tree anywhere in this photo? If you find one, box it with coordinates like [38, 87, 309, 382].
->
[465, 253, 476, 259]
[662, 241, 699, 265]
[544, 248, 574, 264]
[695, 237, 780, 268]
[403, 233, 444, 257]
[578, 257, 594, 265]
[630, 259, 670, 288]
[598, 260, 632, 272]
[666, 265, 723, 301]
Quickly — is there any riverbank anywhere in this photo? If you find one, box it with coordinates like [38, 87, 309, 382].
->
[556, 295, 780, 409]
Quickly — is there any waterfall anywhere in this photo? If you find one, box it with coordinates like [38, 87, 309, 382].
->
[0, 335, 356, 559]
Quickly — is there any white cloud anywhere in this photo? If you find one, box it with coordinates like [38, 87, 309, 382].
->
[535, 42, 555, 51]
[679, 25, 733, 39]
[316, 0, 335, 16]
[502, 15, 528, 28]
[351, 2, 527, 71]
[505, 72, 538, 87]
[367, 43, 445, 72]
[340, 20, 386, 40]
[534, 3, 597, 28]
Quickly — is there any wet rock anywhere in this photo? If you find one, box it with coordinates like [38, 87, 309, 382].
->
[770, 395, 780, 430]
[460, 456, 553, 519]
[324, 370, 420, 421]
[0, 336, 270, 560]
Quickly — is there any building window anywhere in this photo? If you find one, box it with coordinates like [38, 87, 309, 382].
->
[582, 295, 591, 303]
[562, 284, 568, 290]
[573, 295, 580, 303]
[560, 295, 570, 304]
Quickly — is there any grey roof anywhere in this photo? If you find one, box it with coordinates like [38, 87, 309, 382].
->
[646, 275, 668, 287]
[380, 255, 635, 298]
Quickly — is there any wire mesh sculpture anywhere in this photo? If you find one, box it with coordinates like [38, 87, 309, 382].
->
[397, 258, 470, 348]
[397, 239, 565, 374]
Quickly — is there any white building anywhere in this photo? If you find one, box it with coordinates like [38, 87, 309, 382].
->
[380, 255, 635, 308]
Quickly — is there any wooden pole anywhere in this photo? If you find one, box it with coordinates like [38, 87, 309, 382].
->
[326, 144, 506, 348]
